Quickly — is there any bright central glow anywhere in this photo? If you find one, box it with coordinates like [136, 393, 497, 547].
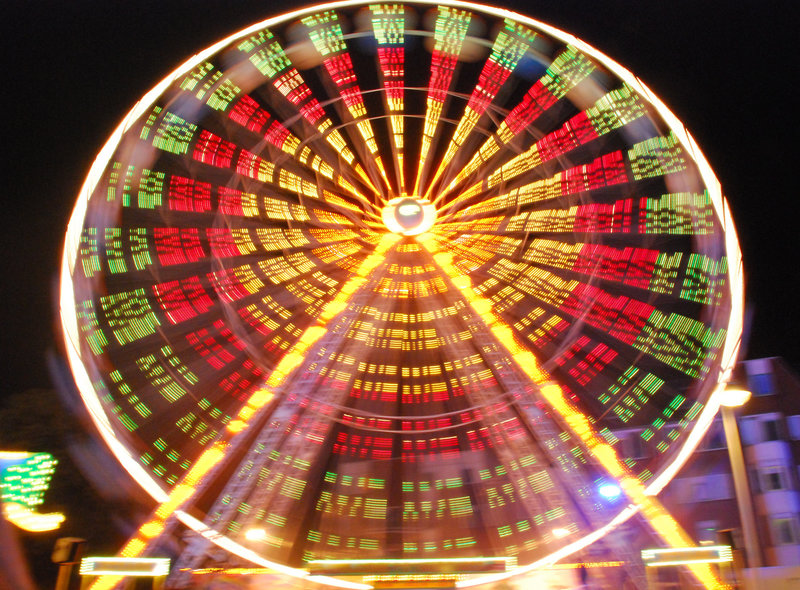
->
[382, 196, 436, 235]
[398, 202, 422, 219]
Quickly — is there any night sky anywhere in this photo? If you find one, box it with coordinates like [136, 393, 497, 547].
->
[2, 0, 797, 399]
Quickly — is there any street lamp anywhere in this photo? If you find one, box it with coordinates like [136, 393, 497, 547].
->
[718, 383, 762, 584]
[720, 386, 751, 409]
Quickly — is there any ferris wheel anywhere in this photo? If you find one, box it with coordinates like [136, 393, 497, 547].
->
[60, 1, 743, 587]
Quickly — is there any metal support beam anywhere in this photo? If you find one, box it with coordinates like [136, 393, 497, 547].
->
[720, 404, 762, 576]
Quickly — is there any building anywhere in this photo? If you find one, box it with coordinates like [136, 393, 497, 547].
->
[660, 357, 800, 567]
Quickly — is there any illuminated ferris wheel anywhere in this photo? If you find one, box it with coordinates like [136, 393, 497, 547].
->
[61, 1, 743, 587]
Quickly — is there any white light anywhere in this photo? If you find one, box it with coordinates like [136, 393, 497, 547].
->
[79, 557, 170, 576]
[551, 528, 570, 539]
[398, 203, 421, 217]
[244, 528, 267, 541]
[598, 484, 622, 500]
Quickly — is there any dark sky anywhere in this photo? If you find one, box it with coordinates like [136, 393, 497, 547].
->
[2, 0, 797, 398]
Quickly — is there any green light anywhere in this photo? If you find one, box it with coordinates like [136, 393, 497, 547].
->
[1, 452, 57, 508]
[1, 452, 64, 531]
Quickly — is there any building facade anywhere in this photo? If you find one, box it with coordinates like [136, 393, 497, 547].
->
[660, 357, 800, 566]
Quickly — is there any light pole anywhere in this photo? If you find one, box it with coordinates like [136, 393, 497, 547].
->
[718, 384, 762, 588]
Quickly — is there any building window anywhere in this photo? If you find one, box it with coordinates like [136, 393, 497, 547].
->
[787, 415, 800, 440]
[765, 472, 783, 491]
[771, 516, 800, 545]
[739, 414, 784, 445]
[702, 420, 726, 450]
[760, 466, 788, 492]
[692, 481, 708, 502]
[749, 372, 775, 396]
[763, 419, 781, 441]
[740, 417, 759, 446]
[696, 520, 719, 544]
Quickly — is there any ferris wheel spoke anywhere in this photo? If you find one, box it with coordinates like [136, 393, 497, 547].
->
[76, 222, 374, 283]
[300, 10, 393, 195]
[443, 134, 685, 223]
[441, 235, 726, 379]
[225, 92, 381, 208]
[439, 81, 648, 215]
[519, 238, 730, 310]
[232, 29, 391, 201]
[412, 5, 472, 196]
[441, 232, 728, 314]
[125, 106, 381, 221]
[423, 20, 539, 200]
[168, 60, 361, 199]
[370, 5, 408, 194]
[432, 45, 596, 207]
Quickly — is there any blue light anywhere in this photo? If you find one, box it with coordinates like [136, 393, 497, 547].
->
[598, 483, 622, 500]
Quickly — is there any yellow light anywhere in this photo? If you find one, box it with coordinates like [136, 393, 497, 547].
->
[227, 417, 249, 433]
[642, 545, 734, 567]
[549, 561, 624, 569]
[238, 406, 256, 421]
[302, 325, 328, 344]
[451, 275, 471, 290]
[88, 575, 124, 590]
[0, 452, 30, 460]
[719, 385, 751, 407]
[321, 299, 347, 319]
[155, 485, 194, 518]
[382, 197, 437, 236]
[138, 521, 164, 539]
[248, 389, 273, 407]
[278, 351, 305, 373]
[1, 502, 65, 532]
[120, 539, 146, 558]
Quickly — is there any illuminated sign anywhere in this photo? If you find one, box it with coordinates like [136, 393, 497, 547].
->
[641, 545, 733, 567]
[0, 451, 64, 532]
[79, 557, 170, 576]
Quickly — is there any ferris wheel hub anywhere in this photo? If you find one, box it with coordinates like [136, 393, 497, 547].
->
[381, 196, 437, 235]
